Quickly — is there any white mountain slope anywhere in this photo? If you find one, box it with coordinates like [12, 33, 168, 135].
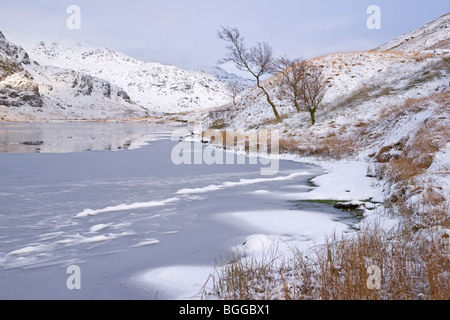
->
[14, 39, 233, 114]
[184, 14, 449, 210]
[189, 13, 449, 229]
[375, 12, 450, 52]
[192, 48, 449, 130]
[0, 32, 148, 121]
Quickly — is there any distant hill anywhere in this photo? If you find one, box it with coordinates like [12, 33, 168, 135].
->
[13, 37, 233, 114]
[0, 32, 149, 121]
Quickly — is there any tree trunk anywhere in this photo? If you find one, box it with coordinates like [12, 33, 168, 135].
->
[309, 108, 316, 125]
[294, 100, 301, 112]
[256, 77, 280, 121]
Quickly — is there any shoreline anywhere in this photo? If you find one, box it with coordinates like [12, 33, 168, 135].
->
[0, 121, 442, 299]
[132, 141, 398, 299]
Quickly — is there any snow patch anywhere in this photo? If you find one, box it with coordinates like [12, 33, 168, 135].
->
[75, 197, 179, 218]
[131, 265, 213, 300]
[176, 172, 310, 195]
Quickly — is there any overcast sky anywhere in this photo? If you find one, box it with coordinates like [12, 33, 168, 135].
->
[0, 0, 448, 72]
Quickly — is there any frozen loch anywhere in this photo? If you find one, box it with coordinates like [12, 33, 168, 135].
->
[0, 122, 359, 299]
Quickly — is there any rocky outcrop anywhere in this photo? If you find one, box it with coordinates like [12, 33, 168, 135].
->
[0, 35, 43, 109]
[0, 32, 147, 120]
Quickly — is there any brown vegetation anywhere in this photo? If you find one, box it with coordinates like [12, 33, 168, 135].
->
[203, 91, 450, 300]
[207, 220, 449, 300]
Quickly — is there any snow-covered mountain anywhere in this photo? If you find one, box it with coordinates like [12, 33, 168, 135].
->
[204, 66, 256, 90]
[0, 32, 148, 121]
[0, 31, 43, 115]
[13, 38, 232, 114]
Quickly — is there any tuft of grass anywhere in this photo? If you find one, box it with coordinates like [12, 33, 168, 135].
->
[206, 218, 450, 300]
[204, 89, 449, 301]
[206, 245, 283, 300]
[278, 133, 358, 160]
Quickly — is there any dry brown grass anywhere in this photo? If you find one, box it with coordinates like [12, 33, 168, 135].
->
[373, 92, 449, 187]
[207, 219, 450, 300]
[202, 129, 281, 155]
[204, 89, 450, 301]
[277, 133, 358, 160]
[310, 223, 449, 300]
[206, 246, 284, 300]
[387, 157, 426, 182]
[379, 92, 449, 120]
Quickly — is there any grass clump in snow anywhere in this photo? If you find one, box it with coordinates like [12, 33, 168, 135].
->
[278, 133, 359, 160]
[205, 219, 449, 300]
[204, 91, 450, 301]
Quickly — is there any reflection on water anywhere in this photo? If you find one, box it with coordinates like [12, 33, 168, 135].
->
[0, 122, 175, 153]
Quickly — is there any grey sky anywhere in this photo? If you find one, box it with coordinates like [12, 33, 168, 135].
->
[0, 0, 448, 72]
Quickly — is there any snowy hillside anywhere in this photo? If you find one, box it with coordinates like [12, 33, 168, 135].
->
[376, 12, 450, 52]
[184, 14, 449, 130]
[192, 49, 449, 130]
[0, 32, 148, 121]
[188, 14, 449, 300]
[186, 12, 450, 216]
[12, 38, 233, 114]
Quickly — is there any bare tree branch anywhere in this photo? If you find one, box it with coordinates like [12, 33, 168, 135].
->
[300, 63, 326, 125]
[227, 79, 244, 106]
[218, 26, 280, 120]
[276, 56, 306, 112]
[277, 57, 326, 125]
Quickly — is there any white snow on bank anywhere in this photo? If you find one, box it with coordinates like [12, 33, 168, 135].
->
[292, 160, 385, 203]
[223, 209, 351, 255]
[227, 210, 349, 240]
[131, 265, 214, 300]
[428, 142, 450, 194]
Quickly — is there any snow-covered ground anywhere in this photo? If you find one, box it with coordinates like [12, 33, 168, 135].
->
[375, 12, 450, 51]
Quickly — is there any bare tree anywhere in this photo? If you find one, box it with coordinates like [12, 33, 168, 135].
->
[276, 56, 306, 113]
[300, 63, 326, 125]
[227, 79, 244, 106]
[277, 57, 326, 125]
[217, 26, 280, 121]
